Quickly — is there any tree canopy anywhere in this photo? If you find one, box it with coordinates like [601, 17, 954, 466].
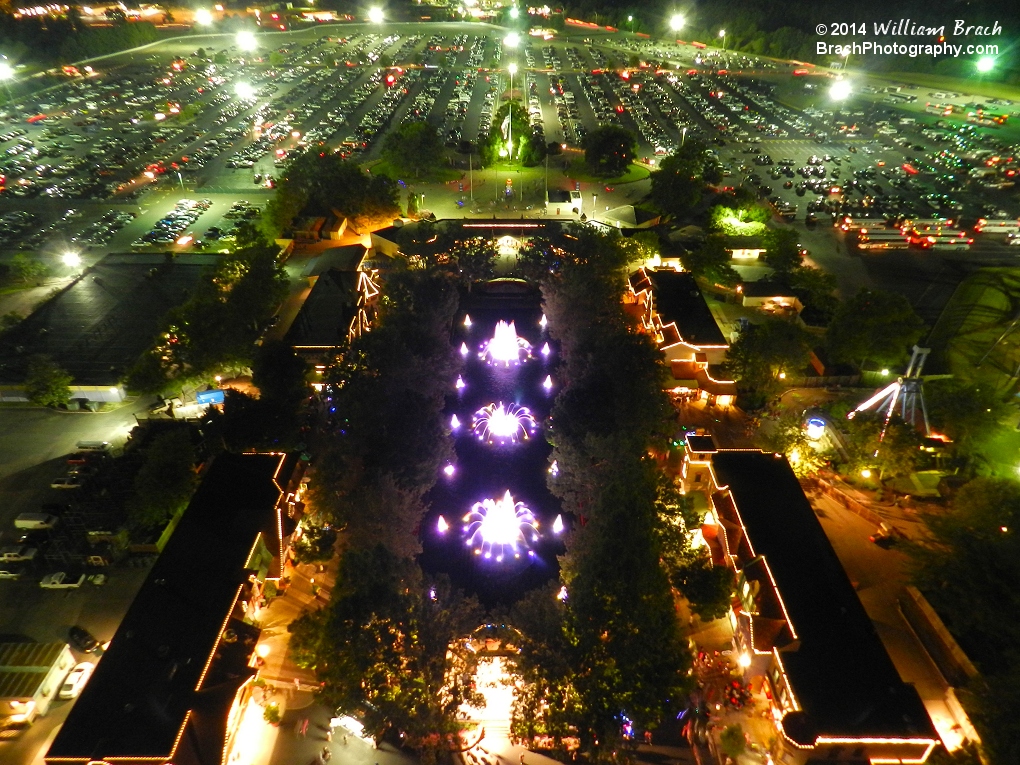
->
[723, 318, 812, 407]
[127, 428, 198, 530]
[827, 288, 925, 370]
[582, 125, 637, 177]
[24, 355, 72, 408]
[264, 149, 399, 236]
[906, 477, 1020, 764]
[381, 121, 445, 179]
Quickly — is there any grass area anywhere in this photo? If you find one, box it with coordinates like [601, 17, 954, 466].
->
[928, 267, 1020, 393]
[365, 158, 462, 184]
[565, 158, 651, 184]
[872, 71, 1020, 102]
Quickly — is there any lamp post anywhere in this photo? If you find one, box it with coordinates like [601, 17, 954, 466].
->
[368, 6, 384, 23]
[669, 13, 684, 38]
[592, 192, 598, 221]
[719, 29, 726, 51]
[681, 126, 687, 148]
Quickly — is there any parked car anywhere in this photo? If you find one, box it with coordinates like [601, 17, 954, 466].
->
[41, 572, 85, 589]
[50, 476, 82, 490]
[0, 566, 23, 580]
[59, 662, 95, 699]
[0, 545, 38, 562]
[68, 625, 101, 652]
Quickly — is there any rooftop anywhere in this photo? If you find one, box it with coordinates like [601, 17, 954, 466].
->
[46, 453, 289, 764]
[285, 268, 366, 351]
[0, 255, 213, 385]
[0, 643, 68, 700]
[642, 269, 727, 348]
[710, 450, 936, 744]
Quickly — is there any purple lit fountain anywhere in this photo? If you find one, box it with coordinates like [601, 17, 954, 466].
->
[464, 490, 539, 562]
[480, 320, 532, 366]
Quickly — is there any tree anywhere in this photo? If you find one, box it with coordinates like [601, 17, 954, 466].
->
[406, 189, 419, 218]
[925, 378, 1009, 467]
[381, 121, 445, 179]
[267, 149, 399, 235]
[305, 546, 484, 757]
[582, 125, 637, 177]
[252, 340, 307, 410]
[480, 101, 531, 167]
[649, 139, 720, 218]
[268, 50, 286, 66]
[905, 478, 1020, 764]
[720, 724, 746, 759]
[681, 235, 739, 286]
[827, 288, 925, 371]
[708, 204, 768, 235]
[24, 355, 72, 407]
[761, 227, 803, 273]
[672, 551, 733, 621]
[786, 264, 838, 319]
[649, 155, 703, 218]
[756, 410, 829, 477]
[11, 253, 48, 283]
[840, 413, 921, 479]
[127, 428, 198, 529]
[723, 318, 811, 406]
[291, 522, 338, 564]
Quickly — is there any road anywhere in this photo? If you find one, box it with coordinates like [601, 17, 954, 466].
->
[808, 490, 969, 750]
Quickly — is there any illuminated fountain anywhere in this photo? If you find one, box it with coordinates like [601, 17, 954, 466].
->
[472, 402, 537, 445]
[464, 490, 539, 562]
[480, 320, 532, 366]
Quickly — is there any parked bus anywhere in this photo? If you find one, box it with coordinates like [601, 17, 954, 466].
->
[857, 228, 909, 250]
[974, 218, 1020, 234]
[967, 111, 1007, 128]
[915, 231, 973, 250]
[900, 217, 955, 233]
[925, 103, 955, 116]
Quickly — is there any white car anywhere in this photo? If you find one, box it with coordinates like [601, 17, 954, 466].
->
[59, 662, 95, 699]
[40, 572, 85, 589]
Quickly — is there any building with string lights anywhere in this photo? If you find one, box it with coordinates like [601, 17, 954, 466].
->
[681, 437, 938, 765]
[626, 267, 737, 406]
[45, 452, 302, 765]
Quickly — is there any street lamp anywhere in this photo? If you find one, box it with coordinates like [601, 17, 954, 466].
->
[669, 13, 684, 33]
[236, 30, 256, 51]
[509, 5, 519, 19]
[976, 56, 995, 73]
[681, 126, 687, 147]
[0, 59, 14, 81]
[61, 251, 81, 268]
[194, 8, 213, 25]
[368, 6, 384, 23]
[718, 29, 726, 50]
[234, 81, 255, 99]
[592, 192, 598, 221]
[829, 79, 851, 101]
[504, 31, 520, 48]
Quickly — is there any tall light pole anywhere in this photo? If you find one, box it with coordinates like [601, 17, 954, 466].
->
[681, 126, 687, 148]
[368, 6, 384, 23]
[719, 29, 726, 51]
[669, 13, 684, 38]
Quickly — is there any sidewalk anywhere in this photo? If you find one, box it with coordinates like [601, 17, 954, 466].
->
[242, 556, 339, 765]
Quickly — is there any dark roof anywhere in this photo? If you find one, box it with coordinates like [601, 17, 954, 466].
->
[741, 280, 797, 298]
[684, 434, 718, 453]
[301, 245, 367, 278]
[47, 453, 286, 763]
[645, 270, 727, 347]
[710, 451, 935, 743]
[285, 269, 362, 350]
